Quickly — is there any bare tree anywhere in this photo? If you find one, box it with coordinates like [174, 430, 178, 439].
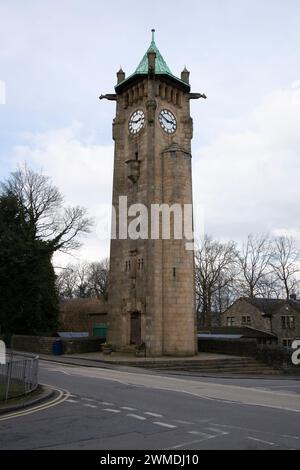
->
[270, 236, 300, 299]
[1, 166, 93, 254]
[237, 234, 273, 298]
[56, 259, 109, 301]
[75, 263, 92, 298]
[195, 236, 238, 327]
[56, 266, 78, 299]
[87, 259, 109, 301]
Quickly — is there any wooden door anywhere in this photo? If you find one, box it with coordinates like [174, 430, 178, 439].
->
[130, 313, 141, 345]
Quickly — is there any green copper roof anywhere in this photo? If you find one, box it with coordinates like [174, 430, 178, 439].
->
[135, 40, 173, 75]
[115, 30, 190, 93]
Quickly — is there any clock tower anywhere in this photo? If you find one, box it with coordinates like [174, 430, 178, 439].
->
[100, 30, 206, 357]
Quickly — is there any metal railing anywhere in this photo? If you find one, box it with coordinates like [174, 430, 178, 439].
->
[0, 352, 39, 402]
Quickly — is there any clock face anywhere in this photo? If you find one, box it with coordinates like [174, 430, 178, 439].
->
[159, 109, 177, 134]
[129, 110, 145, 135]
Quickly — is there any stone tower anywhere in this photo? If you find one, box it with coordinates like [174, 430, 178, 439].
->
[100, 31, 206, 357]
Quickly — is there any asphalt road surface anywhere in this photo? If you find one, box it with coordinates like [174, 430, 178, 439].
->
[0, 360, 299, 450]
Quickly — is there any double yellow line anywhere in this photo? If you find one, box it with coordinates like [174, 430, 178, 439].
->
[0, 386, 70, 421]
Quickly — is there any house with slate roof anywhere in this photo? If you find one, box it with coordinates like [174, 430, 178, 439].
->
[221, 296, 300, 347]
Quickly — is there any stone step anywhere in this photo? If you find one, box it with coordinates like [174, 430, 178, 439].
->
[154, 365, 278, 372]
[107, 356, 279, 375]
[152, 366, 276, 373]
[127, 358, 280, 375]
[133, 360, 266, 369]
[159, 369, 281, 375]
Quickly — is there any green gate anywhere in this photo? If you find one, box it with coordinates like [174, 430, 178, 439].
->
[93, 325, 107, 339]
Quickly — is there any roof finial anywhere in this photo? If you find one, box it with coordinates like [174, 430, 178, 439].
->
[151, 28, 155, 42]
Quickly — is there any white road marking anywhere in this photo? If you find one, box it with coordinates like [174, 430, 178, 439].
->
[166, 435, 217, 450]
[248, 437, 280, 447]
[103, 409, 121, 414]
[48, 369, 71, 376]
[174, 420, 194, 425]
[211, 423, 300, 441]
[83, 404, 97, 409]
[153, 422, 177, 429]
[121, 407, 137, 411]
[188, 431, 215, 438]
[127, 414, 146, 421]
[207, 427, 229, 436]
[101, 402, 115, 406]
[144, 412, 163, 418]
[82, 398, 96, 402]
[42, 364, 300, 413]
[66, 399, 78, 404]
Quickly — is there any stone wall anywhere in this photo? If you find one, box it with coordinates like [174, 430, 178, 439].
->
[12, 335, 103, 355]
[198, 338, 300, 374]
[62, 337, 104, 355]
[12, 335, 57, 354]
[256, 345, 300, 375]
[198, 337, 257, 357]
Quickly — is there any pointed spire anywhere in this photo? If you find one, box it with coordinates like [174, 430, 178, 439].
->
[151, 28, 155, 43]
[115, 29, 191, 93]
[135, 30, 172, 75]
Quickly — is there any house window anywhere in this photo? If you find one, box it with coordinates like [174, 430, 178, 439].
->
[227, 317, 235, 327]
[289, 316, 295, 329]
[242, 316, 251, 326]
[282, 339, 293, 348]
[281, 316, 295, 330]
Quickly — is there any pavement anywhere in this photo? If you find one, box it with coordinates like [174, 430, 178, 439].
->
[0, 359, 299, 450]
[0, 385, 54, 415]
[37, 351, 240, 365]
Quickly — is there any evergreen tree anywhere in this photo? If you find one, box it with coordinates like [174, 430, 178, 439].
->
[0, 166, 92, 336]
[0, 194, 59, 334]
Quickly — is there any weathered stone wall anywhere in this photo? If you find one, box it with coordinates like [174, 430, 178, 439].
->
[198, 338, 300, 374]
[12, 335, 103, 355]
[62, 338, 104, 354]
[198, 338, 258, 357]
[12, 335, 57, 354]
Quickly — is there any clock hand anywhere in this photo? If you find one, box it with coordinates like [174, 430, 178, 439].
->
[163, 116, 173, 125]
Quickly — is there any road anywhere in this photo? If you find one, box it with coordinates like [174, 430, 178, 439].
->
[0, 360, 299, 450]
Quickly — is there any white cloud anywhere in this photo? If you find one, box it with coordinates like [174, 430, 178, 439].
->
[193, 82, 300, 244]
[10, 122, 114, 266]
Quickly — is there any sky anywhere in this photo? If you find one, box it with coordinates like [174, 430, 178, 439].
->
[0, 0, 300, 266]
